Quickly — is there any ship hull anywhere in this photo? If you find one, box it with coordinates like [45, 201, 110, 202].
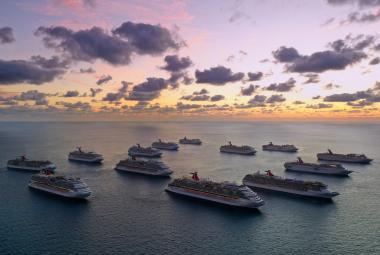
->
[165, 186, 264, 208]
[128, 151, 162, 158]
[243, 181, 339, 199]
[152, 145, 179, 151]
[68, 156, 103, 163]
[28, 182, 91, 199]
[7, 163, 56, 172]
[115, 166, 172, 176]
[317, 154, 372, 164]
[262, 146, 298, 153]
[179, 140, 202, 145]
[220, 149, 256, 155]
[285, 164, 351, 176]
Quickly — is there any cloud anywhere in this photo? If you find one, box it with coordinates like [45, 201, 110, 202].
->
[266, 94, 286, 103]
[369, 57, 380, 65]
[325, 83, 341, 89]
[176, 102, 202, 111]
[195, 66, 244, 85]
[293, 100, 305, 104]
[57, 101, 91, 111]
[126, 77, 167, 101]
[80, 67, 95, 73]
[160, 55, 192, 72]
[265, 78, 296, 92]
[246, 95, 267, 107]
[342, 9, 380, 24]
[63, 90, 80, 97]
[326, 0, 380, 8]
[193, 88, 209, 95]
[90, 88, 102, 97]
[14, 90, 48, 101]
[210, 95, 225, 102]
[240, 84, 259, 96]
[0, 58, 65, 85]
[324, 83, 380, 106]
[102, 81, 130, 102]
[303, 74, 320, 84]
[273, 47, 300, 62]
[182, 94, 210, 101]
[313, 95, 322, 99]
[273, 46, 367, 73]
[30, 55, 70, 69]
[0, 26, 15, 44]
[112, 21, 182, 55]
[247, 72, 263, 81]
[96, 75, 112, 85]
[306, 103, 333, 109]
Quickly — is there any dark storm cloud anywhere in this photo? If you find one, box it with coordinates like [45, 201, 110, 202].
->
[112, 22, 181, 55]
[210, 95, 225, 102]
[96, 75, 112, 85]
[272, 47, 300, 62]
[195, 66, 244, 85]
[0, 58, 65, 85]
[240, 84, 259, 96]
[160, 55, 192, 72]
[265, 78, 296, 92]
[247, 72, 263, 81]
[369, 57, 380, 65]
[0, 26, 15, 44]
[63, 90, 79, 97]
[266, 94, 286, 104]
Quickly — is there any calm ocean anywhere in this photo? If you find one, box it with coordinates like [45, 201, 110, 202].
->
[0, 121, 379, 255]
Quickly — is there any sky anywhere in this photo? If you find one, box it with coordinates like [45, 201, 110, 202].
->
[0, 0, 379, 121]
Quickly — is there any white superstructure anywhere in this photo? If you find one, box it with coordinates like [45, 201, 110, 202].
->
[68, 147, 103, 163]
[284, 157, 352, 176]
[115, 157, 173, 176]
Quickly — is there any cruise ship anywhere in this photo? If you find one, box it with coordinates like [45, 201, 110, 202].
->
[179, 137, 202, 145]
[28, 170, 91, 199]
[152, 139, 179, 150]
[243, 171, 339, 199]
[128, 144, 162, 157]
[220, 141, 256, 155]
[7, 156, 56, 172]
[262, 142, 298, 152]
[166, 172, 264, 208]
[68, 147, 104, 163]
[317, 149, 373, 164]
[115, 157, 173, 176]
[284, 157, 352, 176]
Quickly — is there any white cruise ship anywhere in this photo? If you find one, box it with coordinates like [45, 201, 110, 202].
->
[262, 142, 298, 152]
[166, 172, 264, 209]
[7, 156, 56, 172]
[128, 144, 162, 157]
[317, 149, 373, 164]
[115, 157, 173, 176]
[152, 139, 179, 150]
[68, 147, 104, 163]
[179, 137, 202, 145]
[28, 170, 91, 199]
[284, 157, 352, 176]
[243, 171, 339, 199]
[220, 141, 256, 155]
